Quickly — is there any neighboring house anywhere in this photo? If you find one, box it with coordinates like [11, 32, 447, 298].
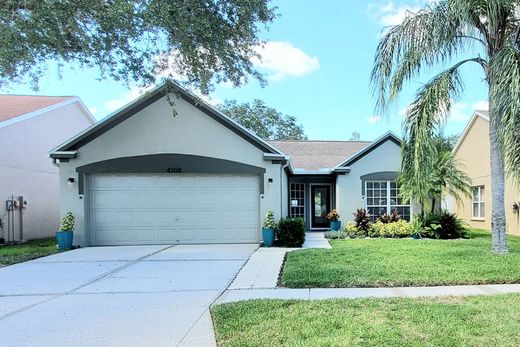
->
[449, 110, 520, 235]
[0, 95, 96, 241]
[50, 82, 410, 246]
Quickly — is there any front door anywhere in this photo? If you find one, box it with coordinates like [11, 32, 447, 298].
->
[311, 185, 331, 229]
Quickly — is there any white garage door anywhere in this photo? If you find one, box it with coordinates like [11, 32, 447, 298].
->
[88, 174, 260, 245]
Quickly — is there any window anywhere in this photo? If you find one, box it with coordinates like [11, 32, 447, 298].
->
[290, 183, 305, 218]
[472, 186, 485, 219]
[365, 180, 410, 221]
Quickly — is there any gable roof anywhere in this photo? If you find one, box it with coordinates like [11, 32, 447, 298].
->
[335, 131, 402, 168]
[51, 81, 283, 158]
[268, 140, 371, 170]
[0, 95, 74, 122]
[452, 110, 489, 154]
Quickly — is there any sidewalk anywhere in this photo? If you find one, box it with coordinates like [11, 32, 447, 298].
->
[217, 284, 520, 304]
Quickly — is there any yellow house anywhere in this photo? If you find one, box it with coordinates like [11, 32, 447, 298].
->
[450, 110, 520, 235]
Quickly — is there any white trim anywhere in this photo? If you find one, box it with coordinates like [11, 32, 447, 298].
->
[334, 131, 402, 169]
[293, 169, 333, 175]
[472, 185, 485, 219]
[365, 180, 411, 219]
[452, 110, 489, 155]
[308, 183, 333, 230]
[0, 97, 95, 129]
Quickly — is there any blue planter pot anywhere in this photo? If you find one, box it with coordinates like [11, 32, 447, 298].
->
[411, 234, 421, 240]
[56, 231, 73, 251]
[262, 228, 275, 247]
[330, 221, 342, 231]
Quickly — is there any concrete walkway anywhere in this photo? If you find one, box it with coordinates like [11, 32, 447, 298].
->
[0, 244, 258, 347]
[229, 232, 331, 290]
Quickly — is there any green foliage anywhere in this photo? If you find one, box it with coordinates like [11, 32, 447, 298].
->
[0, 238, 57, 265]
[326, 220, 412, 239]
[219, 99, 307, 140]
[377, 209, 401, 224]
[420, 210, 469, 239]
[58, 212, 75, 232]
[371, 0, 520, 252]
[369, 220, 413, 238]
[212, 295, 520, 347]
[263, 211, 276, 229]
[353, 209, 371, 235]
[276, 218, 305, 247]
[281, 230, 520, 288]
[0, 0, 276, 92]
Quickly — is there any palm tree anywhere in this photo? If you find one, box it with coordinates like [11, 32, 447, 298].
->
[372, 0, 520, 253]
[399, 149, 472, 214]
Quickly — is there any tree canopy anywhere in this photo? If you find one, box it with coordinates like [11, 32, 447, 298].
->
[0, 0, 276, 91]
[219, 99, 307, 140]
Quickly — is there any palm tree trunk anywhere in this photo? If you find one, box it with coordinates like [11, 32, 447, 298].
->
[489, 100, 508, 254]
[431, 198, 436, 213]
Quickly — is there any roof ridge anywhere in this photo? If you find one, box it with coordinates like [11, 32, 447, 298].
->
[268, 139, 372, 143]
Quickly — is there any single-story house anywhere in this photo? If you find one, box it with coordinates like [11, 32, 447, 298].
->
[448, 110, 520, 235]
[50, 82, 411, 246]
[0, 95, 95, 241]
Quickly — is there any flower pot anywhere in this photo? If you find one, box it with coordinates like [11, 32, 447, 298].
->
[330, 221, 341, 231]
[56, 231, 73, 251]
[411, 234, 421, 240]
[262, 228, 275, 247]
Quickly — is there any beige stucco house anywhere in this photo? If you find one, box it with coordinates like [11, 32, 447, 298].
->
[0, 95, 95, 242]
[51, 82, 409, 246]
[449, 110, 520, 235]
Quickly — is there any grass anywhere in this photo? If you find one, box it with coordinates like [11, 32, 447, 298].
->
[212, 294, 520, 347]
[280, 229, 520, 287]
[0, 238, 57, 266]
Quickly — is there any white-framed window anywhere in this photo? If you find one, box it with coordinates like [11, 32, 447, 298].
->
[472, 186, 485, 218]
[365, 180, 410, 221]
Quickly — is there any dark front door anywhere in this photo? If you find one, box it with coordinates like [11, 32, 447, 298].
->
[311, 185, 331, 229]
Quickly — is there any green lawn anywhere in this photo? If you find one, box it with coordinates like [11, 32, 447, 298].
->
[212, 294, 520, 347]
[0, 238, 57, 266]
[280, 230, 520, 287]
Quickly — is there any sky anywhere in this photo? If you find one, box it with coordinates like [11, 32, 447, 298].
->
[2, 0, 490, 141]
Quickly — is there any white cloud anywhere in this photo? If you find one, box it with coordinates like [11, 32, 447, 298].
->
[104, 86, 153, 112]
[88, 106, 98, 115]
[369, 1, 422, 26]
[252, 41, 319, 81]
[448, 102, 470, 122]
[472, 100, 489, 111]
[367, 115, 382, 124]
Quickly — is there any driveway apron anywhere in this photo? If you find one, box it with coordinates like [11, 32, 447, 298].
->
[0, 244, 257, 347]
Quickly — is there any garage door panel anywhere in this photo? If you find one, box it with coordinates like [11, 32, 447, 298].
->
[89, 174, 260, 245]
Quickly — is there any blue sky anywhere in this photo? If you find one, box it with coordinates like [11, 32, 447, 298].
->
[2, 0, 489, 141]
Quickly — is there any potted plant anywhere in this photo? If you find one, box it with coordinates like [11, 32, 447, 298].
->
[262, 211, 276, 247]
[326, 209, 341, 231]
[56, 212, 75, 251]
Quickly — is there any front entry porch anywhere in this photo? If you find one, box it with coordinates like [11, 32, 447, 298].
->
[288, 176, 336, 231]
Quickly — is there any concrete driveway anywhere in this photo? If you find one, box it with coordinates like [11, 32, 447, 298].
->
[0, 244, 258, 347]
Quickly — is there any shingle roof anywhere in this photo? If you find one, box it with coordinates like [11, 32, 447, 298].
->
[0, 95, 74, 122]
[268, 140, 371, 170]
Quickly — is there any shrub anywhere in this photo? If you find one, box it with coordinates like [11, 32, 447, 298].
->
[263, 211, 276, 229]
[277, 217, 305, 247]
[420, 210, 469, 239]
[369, 220, 412, 238]
[353, 209, 371, 235]
[377, 209, 401, 224]
[59, 212, 75, 231]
